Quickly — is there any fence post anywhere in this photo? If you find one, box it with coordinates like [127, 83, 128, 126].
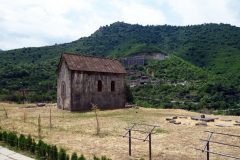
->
[149, 133, 151, 160]
[195, 131, 240, 159]
[121, 123, 160, 159]
[129, 129, 131, 156]
[207, 142, 209, 160]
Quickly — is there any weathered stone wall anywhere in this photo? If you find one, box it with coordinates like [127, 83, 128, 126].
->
[57, 60, 71, 111]
[71, 71, 126, 111]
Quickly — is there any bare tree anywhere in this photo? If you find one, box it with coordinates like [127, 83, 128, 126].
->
[3, 107, 8, 118]
[91, 103, 100, 135]
[50, 108, 52, 128]
[38, 114, 41, 138]
[23, 111, 27, 122]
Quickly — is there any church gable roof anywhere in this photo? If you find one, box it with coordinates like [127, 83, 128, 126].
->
[56, 52, 127, 74]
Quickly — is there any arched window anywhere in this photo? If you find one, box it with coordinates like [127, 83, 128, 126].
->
[98, 80, 102, 92]
[61, 81, 66, 98]
[111, 81, 115, 92]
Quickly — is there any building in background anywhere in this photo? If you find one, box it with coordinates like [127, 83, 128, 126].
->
[123, 53, 169, 67]
[128, 80, 140, 87]
[126, 70, 142, 78]
[123, 55, 146, 67]
[11, 90, 35, 96]
[146, 53, 169, 60]
[140, 76, 150, 84]
[151, 80, 160, 84]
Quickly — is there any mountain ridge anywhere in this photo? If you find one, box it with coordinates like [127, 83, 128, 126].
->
[0, 22, 240, 113]
[0, 22, 240, 75]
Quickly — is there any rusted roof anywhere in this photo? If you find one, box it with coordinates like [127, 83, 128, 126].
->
[56, 52, 127, 74]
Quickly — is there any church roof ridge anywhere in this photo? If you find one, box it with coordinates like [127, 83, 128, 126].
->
[56, 52, 127, 74]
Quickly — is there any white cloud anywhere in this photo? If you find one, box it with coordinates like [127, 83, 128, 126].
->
[167, 0, 240, 26]
[110, 0, 166, 25]
[0, 0, 168, 50]
[1, 37, 48, 51]
[0, 0, 97, 50]
[0, 0, 240, 50]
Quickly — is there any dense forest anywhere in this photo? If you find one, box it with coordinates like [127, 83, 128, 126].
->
[0, 22, 240, 114]
[0, 58, 58, 103]
[1, 22, 240, 73]
[129, 56, 240, 115]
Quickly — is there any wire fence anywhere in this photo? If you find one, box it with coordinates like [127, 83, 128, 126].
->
[195, 130, 240, 160]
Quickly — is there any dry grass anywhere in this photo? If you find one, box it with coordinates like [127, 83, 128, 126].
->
[0, 102, 240, 160]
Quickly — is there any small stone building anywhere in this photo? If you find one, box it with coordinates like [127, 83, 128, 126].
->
[56, 52, 127, 111]
[123, 55, 146, 67]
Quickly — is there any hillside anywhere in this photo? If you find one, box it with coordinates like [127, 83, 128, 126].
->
[0, 22, 240, 73]
[0, 49, 3, 51]
[109, 43, 167, 59]
[128, 56, 240, 115]
[1, 22, 240, 106]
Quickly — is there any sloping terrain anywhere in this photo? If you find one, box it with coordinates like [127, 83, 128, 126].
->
[1, 22, 240, 103]
[1, 22, 240, 73]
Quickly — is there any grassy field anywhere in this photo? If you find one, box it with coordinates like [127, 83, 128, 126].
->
[0, 102, 240, 160]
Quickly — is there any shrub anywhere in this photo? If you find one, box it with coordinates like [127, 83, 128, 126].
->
[34, 144, 38, 154]
[66, 154, 70, 160]
[40, 141, 47, 157]
[93, 155, 100, 160]
[12, 133, 18, 147]
[6, 132, 11, 145]
[48, 145, 53, 158]
[37, 139, 43, 156]
[126, 82, 134, 103]
[46, 144, 51, 158]
[58, 148, 66, 160]
[78, 154, 86, 160]
[30, 141, 36, 153]
[19, 134, 26, 150]
[71, 152, 78, 160]
[51, 145, 58, 160]
[2, 131, 7, 142]
[26, 134, 32, 150]
[0, 131, 2, 141]
[101, 155, 112, 160]
[0, 130, 113, 160]
[7, 132, 17, 147]
[14, 137, 18, 147]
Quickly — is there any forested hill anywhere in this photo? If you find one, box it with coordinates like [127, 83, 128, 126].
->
[0, 22, 240, 94]
[1, 22, 240, 75]
[0, 22, 240, 74]
[131, 56, 240, 115]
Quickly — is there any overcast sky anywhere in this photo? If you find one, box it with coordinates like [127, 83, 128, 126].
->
[1, 0, 240, 50]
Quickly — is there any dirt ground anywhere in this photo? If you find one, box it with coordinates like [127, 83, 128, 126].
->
[0, 102, 240, 160]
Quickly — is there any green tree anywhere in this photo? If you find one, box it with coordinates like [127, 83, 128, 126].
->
[129, 74, 138, 80]
[125, 81, 133, 103]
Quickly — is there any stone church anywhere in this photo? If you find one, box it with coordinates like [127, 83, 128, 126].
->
[56, 52, 127, 111]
